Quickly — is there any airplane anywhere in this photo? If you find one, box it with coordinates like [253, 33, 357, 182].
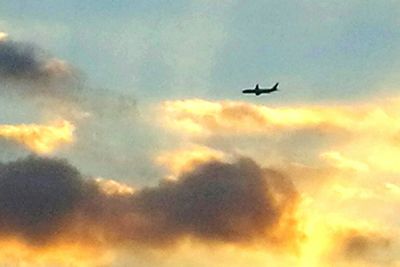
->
[242, 82, 279, 96]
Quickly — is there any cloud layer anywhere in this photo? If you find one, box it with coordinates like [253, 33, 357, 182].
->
[160, 99, 400, 136]
[0, 156, 300, 249]
[160, 98, 400, 173]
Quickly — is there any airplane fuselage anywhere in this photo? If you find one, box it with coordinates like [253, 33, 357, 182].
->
[242, 83, 279, 96]
[242, 88, 277, 95]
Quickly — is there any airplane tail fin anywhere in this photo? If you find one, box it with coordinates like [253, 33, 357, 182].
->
[273, 82, 279, 90]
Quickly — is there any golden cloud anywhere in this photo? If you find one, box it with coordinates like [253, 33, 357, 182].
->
[0, 120, 75, 154]
[160, 99, 400, 136]
[159, 98, 400, 173]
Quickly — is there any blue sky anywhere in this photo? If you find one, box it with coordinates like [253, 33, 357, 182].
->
[1, 0, 399, 103]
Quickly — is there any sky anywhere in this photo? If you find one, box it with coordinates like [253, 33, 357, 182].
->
[0, 1, 399, 266]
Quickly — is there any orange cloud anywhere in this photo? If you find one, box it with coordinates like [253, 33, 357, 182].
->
[0, 120, 75, 154]
[0, 238, 113, 267]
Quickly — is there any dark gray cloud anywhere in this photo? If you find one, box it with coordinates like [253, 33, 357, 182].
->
[0, 156, 299, 248]
[0, 156, 95, 244]
[0, 38, 83, 105]
[128, 158, 298, 245]
[0, 37, 137, 123]
[0, 40, 45, 80]
[0, 39, 76, 83]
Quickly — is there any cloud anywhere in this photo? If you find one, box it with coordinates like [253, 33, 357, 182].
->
[320, 151, 369, 172]
[95, 177, 135, 196]
[130, 158, 299, 246]
[0, 156, 300, 250]
[159, 99, 400, 136]
[159, 98, 400, 173]
[0, 37, 76, 85]
[330, 229, 400, 266]
[341, 231, 391, 260]
[0, 156, 90, 244]
[0, 35, 138, 121]
[0, 239, 113, 267]
[0, 120, 75, 154]
[160, 99, 323, 135]
[156, 144, 226, 180]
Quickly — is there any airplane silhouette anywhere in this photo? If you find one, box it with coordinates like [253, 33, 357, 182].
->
[242, 83, 279, 96]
